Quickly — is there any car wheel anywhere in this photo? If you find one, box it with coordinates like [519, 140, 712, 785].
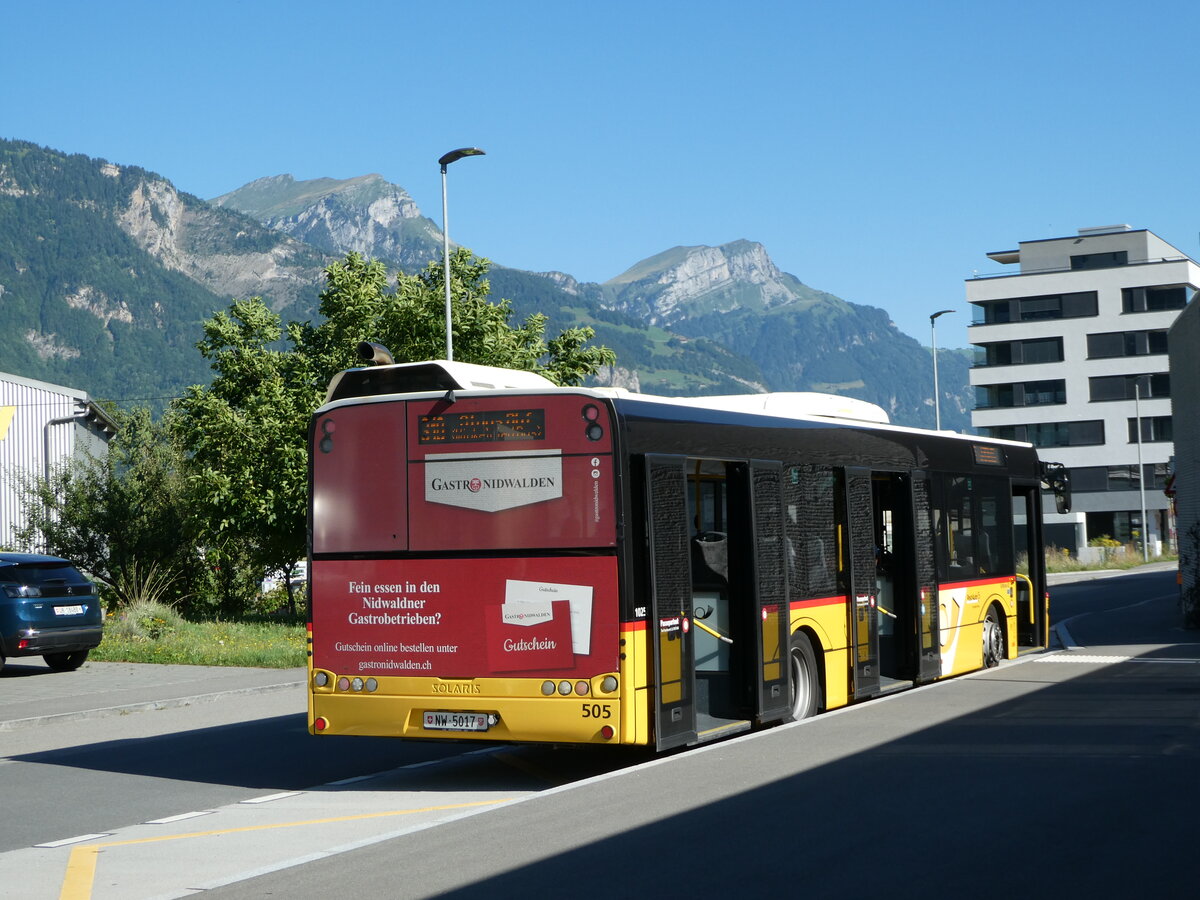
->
[44, 650, 89, 672]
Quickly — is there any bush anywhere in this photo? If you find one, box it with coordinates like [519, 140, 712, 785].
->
[105, 599, 184, 641]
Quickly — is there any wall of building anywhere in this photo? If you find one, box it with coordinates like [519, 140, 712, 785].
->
[968, 228, 1198, 556]
[1169, 301, 1200, 626]
[0, 372, 115, 549]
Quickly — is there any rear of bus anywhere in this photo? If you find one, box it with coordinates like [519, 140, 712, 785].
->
[307, 365, 629, 745]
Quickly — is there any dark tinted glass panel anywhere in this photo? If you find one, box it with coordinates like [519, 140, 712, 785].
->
[1128, 416, 1173, 442]
[1025, 380, 1066, 404]
[1022, 338, 1063, 363]
[1061, 292, 1099, 317]
[1070, 467, 1108, 492]
[1019, 296, 1061, 320]
[1071, 251, 1128, 270]
[1123, 286, 1187, 313]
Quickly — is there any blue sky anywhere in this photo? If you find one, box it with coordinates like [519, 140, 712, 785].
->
[4, 0, 1198, 349]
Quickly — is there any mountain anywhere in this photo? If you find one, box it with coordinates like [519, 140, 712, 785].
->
[212, 174, 442, 275]
[211, 173, 972, 428]
[0, 139, 327, 403]
[0, 142, 972, 430]
[597, 240, 973, 426]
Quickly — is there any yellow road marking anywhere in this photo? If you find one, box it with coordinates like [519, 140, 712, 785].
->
[59, 798, 511, 900]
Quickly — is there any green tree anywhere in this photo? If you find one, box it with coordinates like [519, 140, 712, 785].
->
[170, 299, 319, 616]
[170, 249, 615, 617]
[294, 249, 616, 385]
[14, 407, 203, 611]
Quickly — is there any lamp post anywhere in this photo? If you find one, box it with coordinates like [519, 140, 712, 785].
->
[438, 147, 486, 361]
[1134, 375, 1150, 562]
[930, 309, 955, 430]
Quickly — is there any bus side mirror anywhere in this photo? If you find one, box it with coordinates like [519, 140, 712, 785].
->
[1041, 462, 1071, 514]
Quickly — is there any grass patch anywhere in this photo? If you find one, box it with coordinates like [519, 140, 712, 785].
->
[93, 600, 305, 668]
[1044, 546, 1177, 573]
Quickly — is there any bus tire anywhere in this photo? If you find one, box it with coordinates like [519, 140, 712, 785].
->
[982, 606, 1004, 669]
[787, 633, 820, 721]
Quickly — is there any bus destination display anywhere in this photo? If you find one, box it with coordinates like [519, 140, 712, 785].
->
[419, 409, 546, 444]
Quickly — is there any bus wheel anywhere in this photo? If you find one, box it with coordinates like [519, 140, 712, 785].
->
[982, 607, 1004, 669]
[788, 633, 820, 721]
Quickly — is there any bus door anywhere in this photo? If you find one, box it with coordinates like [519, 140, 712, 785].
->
[845, 468, 880, 698]
[911, 472, 941, 682]
[1013, 484, 1049, 648]
[645, 454, 698, 750]
[728, 460, 791, 724]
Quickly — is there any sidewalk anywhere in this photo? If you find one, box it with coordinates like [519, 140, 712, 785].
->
[0, 659, 305, 731]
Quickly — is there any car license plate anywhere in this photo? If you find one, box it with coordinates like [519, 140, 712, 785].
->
[54, 605, 84, 616]
[422, 711, 489, 732]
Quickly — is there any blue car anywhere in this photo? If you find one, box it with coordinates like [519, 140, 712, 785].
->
[0, 552, 103, 674]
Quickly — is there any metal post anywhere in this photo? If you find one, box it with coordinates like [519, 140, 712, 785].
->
[1135, 376, 1149, 562]
[437, 148, 486, 362]
[930, 309, 955, 430]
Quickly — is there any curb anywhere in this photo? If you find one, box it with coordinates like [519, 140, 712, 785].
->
[0, 678, 305, 732]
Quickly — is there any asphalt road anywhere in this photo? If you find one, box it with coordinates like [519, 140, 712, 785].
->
[4, 566, 1196, 899]
[204, 567, 1200, 899]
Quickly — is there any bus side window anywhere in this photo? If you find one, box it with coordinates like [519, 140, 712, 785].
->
[784, 464, 841, 599]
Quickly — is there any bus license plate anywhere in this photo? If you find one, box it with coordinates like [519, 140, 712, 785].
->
[423, 711, 489, 732]
[54, 605, 84, 616]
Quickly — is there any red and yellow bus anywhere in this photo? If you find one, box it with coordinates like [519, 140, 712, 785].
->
[307, 355, 1058, 751]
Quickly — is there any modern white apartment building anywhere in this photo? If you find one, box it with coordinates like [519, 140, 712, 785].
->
[967, 226, 1199, 555]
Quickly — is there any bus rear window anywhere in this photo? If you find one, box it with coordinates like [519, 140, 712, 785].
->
[406, 395, 616, 552]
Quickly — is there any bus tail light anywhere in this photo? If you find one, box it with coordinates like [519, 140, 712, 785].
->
[600, 675, 618, 694]
[541, 681, 556, 696]
[600, 725, 614, 740]
[313, 671, 330, 688]
[574, 681, 590, 696]
[314, 717, 329, 732]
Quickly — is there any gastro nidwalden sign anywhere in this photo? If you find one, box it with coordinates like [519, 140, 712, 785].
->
[424, 450, 563, 513]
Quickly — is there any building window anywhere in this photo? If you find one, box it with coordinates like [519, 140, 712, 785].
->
[1122, 286, 1188, 313]
[1070, 250, 1128, 270]
[986, 420, 1104, 447]
[975, 379, 1066, 409]
[1089, 373, 1170, 402]
[1127, 416, 1173, 443]
[1069, 464, 1170, 492]
[975, 337, 1064, 367]
[1086, 329, 1169, 359]
[972, 292, 1097, 325]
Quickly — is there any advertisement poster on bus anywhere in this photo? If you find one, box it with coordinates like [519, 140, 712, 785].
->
[311, 556, 620, 678]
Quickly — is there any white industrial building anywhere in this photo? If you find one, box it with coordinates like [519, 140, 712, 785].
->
[0, 372, 117, 549]
[967, 226, 1199, 557]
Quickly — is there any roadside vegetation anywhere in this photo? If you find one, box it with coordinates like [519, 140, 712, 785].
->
[13, 250, 614, 667]
[91, 598, 306, 668]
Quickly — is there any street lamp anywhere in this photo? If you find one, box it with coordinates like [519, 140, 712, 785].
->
[1134, 374, 1150, 562]
[439, 147, 486, 361]
[930, 309, 955, 430]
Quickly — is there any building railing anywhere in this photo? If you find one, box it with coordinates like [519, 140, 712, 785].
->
[967, 256, 1193, 280]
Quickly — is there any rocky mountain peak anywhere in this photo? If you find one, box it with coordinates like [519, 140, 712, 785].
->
[213, 173, 440, 271]
[602, 240, 822, 326]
